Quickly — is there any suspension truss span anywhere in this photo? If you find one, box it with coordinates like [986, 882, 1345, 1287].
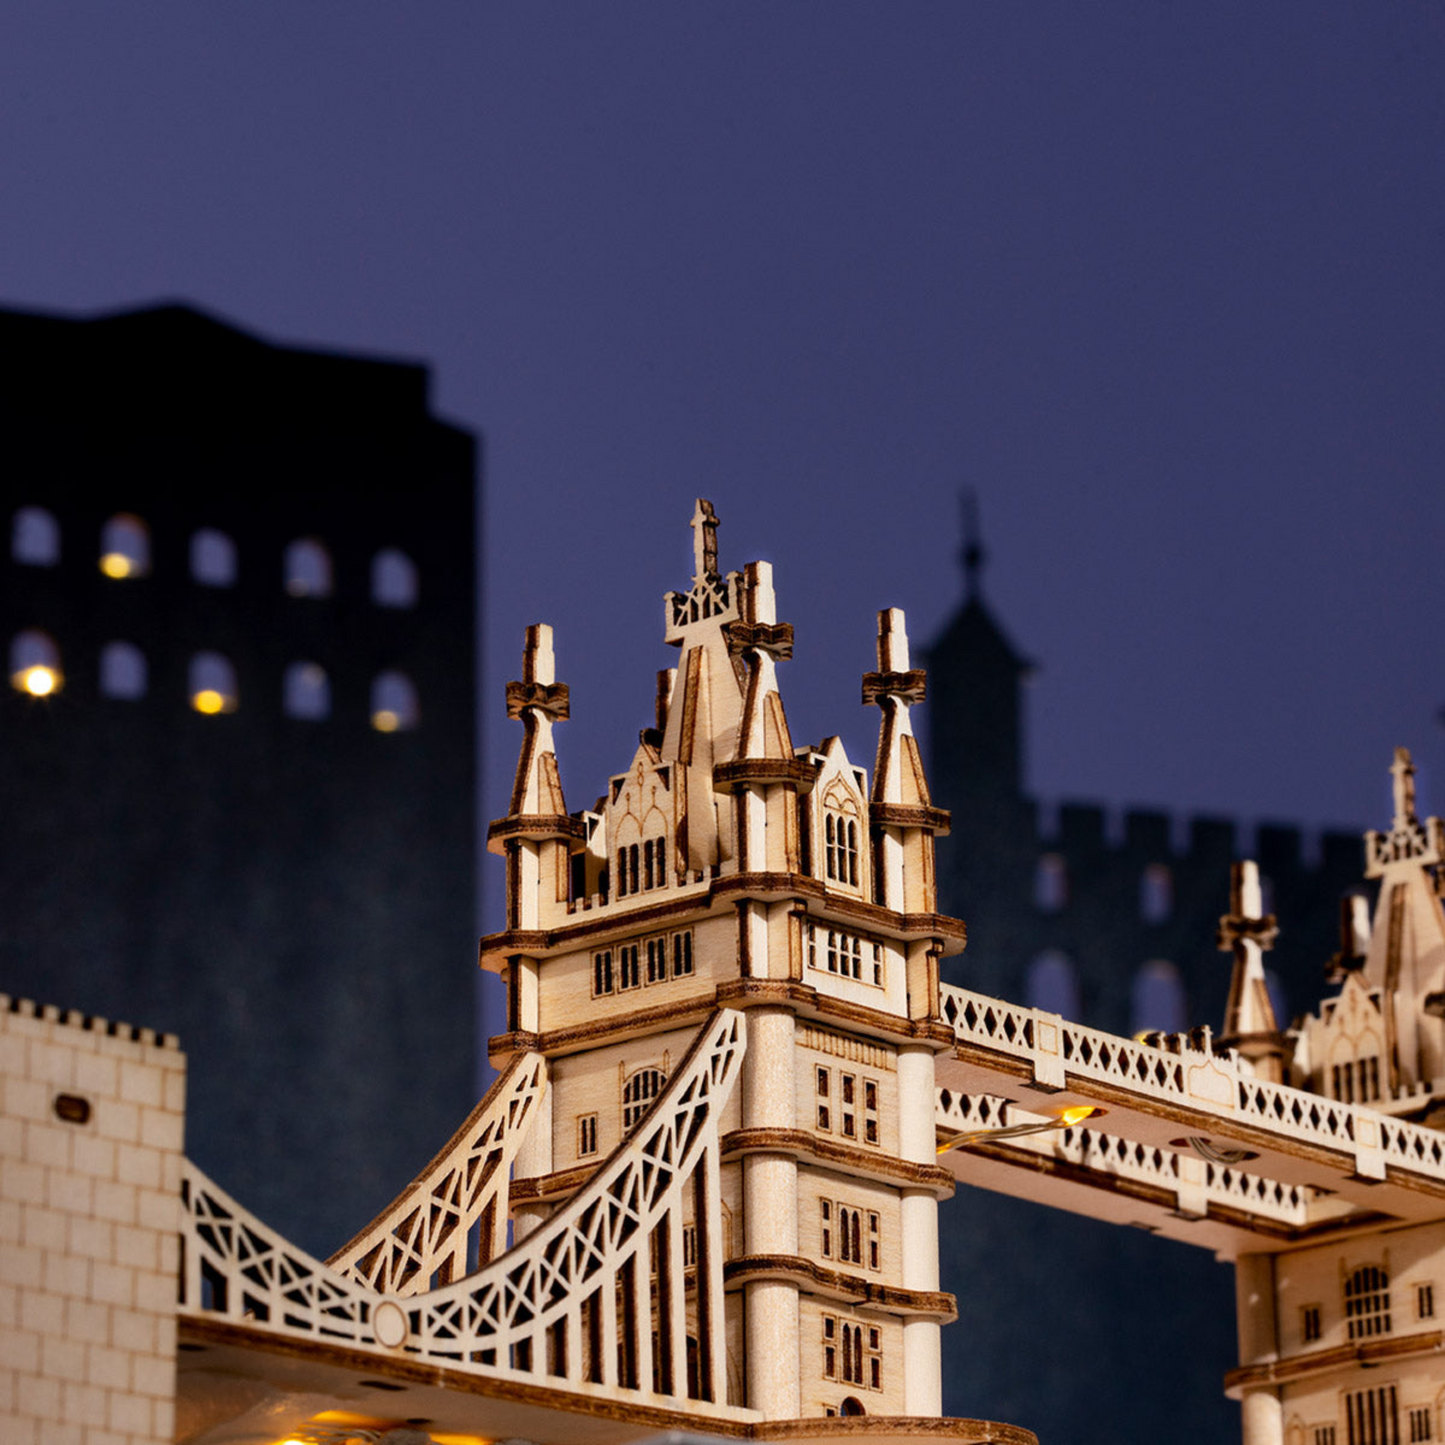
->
[936, 984, 1445, 1253]
[178, 1010, 751, 1417]
[329, 1049, 547, 1293]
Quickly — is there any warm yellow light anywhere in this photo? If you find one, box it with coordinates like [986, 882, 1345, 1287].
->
[372, 708, 400, 733]
[192, 689, 228, 715]
[1057, 1105, 1098, 1128]
[100, 552, 135, 578]
[14, 665, 60, 697]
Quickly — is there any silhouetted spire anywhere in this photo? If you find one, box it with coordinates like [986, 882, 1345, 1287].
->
[960, 489, 986, 600]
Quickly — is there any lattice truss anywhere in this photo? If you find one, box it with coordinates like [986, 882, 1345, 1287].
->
[329, 1050, 547, 1292]
[179, 1010, 746, 1411]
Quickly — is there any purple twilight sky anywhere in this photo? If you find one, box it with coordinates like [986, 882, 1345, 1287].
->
[3, 5, 1443, 947]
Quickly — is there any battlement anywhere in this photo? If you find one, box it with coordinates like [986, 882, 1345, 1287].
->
[1039, 800, 1362, 876]
[0, 991, 186, 1445]
[2, 993, 181, 1050]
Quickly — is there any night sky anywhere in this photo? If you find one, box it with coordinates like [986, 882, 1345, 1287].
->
[5, 5, 1443, 948]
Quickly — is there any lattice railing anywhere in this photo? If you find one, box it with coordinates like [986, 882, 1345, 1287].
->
[939, 983, 1445, 1190]
[934, 1090, 1308, 1226]
[179, 1010, 747, 1412]
[329, 1050, 546, 1293]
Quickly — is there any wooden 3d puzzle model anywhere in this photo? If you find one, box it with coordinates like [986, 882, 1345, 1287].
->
[4, 500, 1444, 1445]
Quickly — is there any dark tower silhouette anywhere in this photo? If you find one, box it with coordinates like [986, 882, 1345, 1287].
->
[0, 302, 478, 1257]
[924, 502, 1366, 1445]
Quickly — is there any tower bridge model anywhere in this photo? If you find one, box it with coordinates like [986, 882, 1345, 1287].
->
[4, 501, 1444, 1445]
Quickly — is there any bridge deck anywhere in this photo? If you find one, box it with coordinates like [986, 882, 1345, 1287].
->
[935, 984, 1445, 1257]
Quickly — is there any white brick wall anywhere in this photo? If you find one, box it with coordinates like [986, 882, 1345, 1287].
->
[0, 997, 185, 1445]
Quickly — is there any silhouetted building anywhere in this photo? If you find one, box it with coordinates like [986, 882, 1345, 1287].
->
[0, 302, 478, 1257]
[924, 520, 1365, 1445]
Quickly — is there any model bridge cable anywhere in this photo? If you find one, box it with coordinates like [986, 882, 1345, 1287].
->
[178, 1010, 746, 1411]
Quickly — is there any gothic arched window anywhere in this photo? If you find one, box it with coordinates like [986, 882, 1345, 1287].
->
[823, 786, 861, 889]
[621, 1066, 666, 1131]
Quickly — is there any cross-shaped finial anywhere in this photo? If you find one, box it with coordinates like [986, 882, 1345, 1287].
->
[691, 498, 720, 583]
[1391, 746, 1417, 827]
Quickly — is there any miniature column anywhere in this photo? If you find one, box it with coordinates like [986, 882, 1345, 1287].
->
[897, 1043, 943, 1416]
[741, 1006, 801, 1416]
[863, 609, 939, 918]
[1235, 1253, 1283, 1445]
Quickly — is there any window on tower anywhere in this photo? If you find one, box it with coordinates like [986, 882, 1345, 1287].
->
[621, 1066, 666, 1130]
[1344, 1264, 1391, 1341]
[822, 786, 862, 889]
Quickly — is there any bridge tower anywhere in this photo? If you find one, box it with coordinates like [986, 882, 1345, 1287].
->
[481, 500, 964, 1418]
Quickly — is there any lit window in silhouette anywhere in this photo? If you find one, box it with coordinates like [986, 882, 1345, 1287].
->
[190, 528, 237, 587]
[10, 629, 62, 696]
[371, 671, 418, 732]
[99, 642, 147, 700]
[99, 514, 150, 578]
[283, 661, 330, 720]
[1130, 959, 1186, 1036]
[1139, 863, 1173, 923]
[1034, 853, 1068, 912]
[284, 538, 332, 598]
[1026, 950, 1080, 1018]
[371, 548, 417, 608]
[189, 652, 238, 714]
[12, 506, 59, 566]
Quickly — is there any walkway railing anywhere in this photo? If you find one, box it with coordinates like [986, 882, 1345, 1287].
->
[939, 982, 1445, 1190]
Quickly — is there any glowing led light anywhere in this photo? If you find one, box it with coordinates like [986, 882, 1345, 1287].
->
[13, 665, 60, 696]
[192, 689, 229, 715]
[100, 552, 135, 578]
[372, 709, 400, 733]
[937, 1102, 1105, 1154]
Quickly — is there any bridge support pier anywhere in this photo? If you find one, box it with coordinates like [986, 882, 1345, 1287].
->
[1235, 1253, 1283, 1445]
